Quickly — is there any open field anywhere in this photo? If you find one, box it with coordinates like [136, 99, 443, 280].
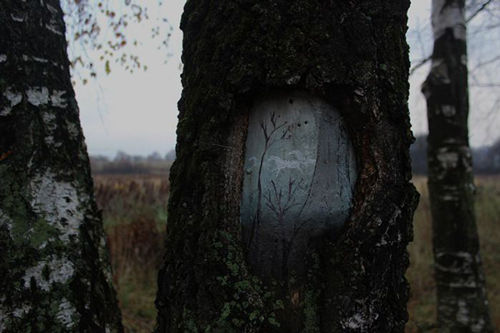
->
[93, 174, 169, 332]
[93, 174, 500, 333]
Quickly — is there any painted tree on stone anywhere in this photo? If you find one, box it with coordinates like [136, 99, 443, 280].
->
[0, 1, 123, 332]
[422, 0, 494, 331]
[155, 0, 418, 332]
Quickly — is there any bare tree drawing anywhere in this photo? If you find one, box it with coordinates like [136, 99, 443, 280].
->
[247, 112, 289, 248]
[249, 111, 322, 279]
[263, 178, 303, 276]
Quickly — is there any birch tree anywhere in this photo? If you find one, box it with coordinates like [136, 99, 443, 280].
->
[155, 0, 418, 332]
[0, 1, 123, 331]
[422, 0, 494, 331]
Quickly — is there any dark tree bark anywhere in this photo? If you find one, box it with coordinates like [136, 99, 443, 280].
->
[156, 1, 418, 332]
[422, 0, 494, 331]
[0, 1, 123, 332]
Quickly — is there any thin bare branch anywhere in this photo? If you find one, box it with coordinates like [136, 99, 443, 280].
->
[472, 54, 500, 71]
[410, 55, 432, 75]
[470, 83, 500, 87]
[466, 0, 496, 23]
[410, 0, 496, 76]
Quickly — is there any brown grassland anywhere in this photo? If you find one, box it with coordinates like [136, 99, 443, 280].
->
[93, 174, 500, 333]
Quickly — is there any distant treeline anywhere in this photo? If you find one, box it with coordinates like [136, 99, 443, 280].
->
[91, 141, 500, 175]
[411, 135, 500, 174]
[90, 149, 175, 175]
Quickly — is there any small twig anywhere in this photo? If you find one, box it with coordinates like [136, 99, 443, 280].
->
[470, 83, 500, 87]
[212, 143, 233, 150]
[410, 0, 495, 76]
[472, 54, 500, 71]
[466, 0, 495, 23]
[410, 55, 432, 76]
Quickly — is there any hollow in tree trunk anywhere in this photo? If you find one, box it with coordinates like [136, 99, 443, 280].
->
[156, 1, 418, 332]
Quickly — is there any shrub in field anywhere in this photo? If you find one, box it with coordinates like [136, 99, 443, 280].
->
[107, 216, 164, 281]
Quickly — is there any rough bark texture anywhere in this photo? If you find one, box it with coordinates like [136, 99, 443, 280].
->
[0, 1, 123, 332]
[156, 1, 418, 332]
[422, 1, 494, 332]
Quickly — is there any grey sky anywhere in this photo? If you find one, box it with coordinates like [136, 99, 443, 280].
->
[75, 0, 500, 157]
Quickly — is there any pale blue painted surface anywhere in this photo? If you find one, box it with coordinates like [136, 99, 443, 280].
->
[241, 91, 357, 278]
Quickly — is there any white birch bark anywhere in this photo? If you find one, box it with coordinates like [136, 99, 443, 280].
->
[423, 0, 494, 331]
[0, 1, 123, 331]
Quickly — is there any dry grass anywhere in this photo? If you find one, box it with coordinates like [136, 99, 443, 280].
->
[93, 174, 169, 333]
[93, 174, 500, 332]
[475, 176, 500, 330]
[406, 178, 438, 333]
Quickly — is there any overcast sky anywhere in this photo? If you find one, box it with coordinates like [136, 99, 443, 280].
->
[74, 0, 500, 158]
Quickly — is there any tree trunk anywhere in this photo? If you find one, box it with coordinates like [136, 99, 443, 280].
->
[422, 0, 494, 331]
[156, 1, 418, 332]
[0, 1, 123, 332]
